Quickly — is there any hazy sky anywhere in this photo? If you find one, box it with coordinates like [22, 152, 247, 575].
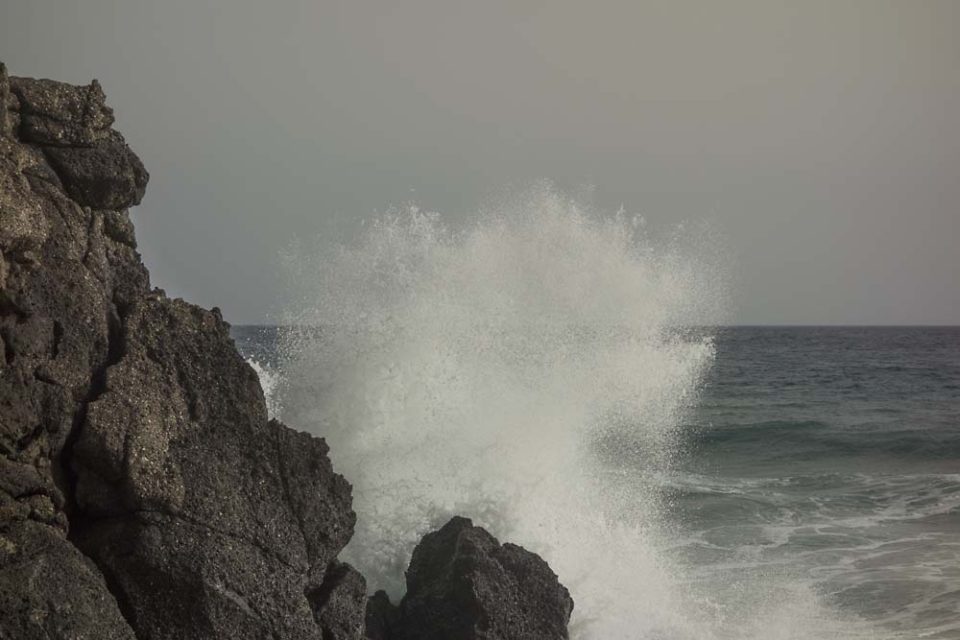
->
[2, 0, 958, 324]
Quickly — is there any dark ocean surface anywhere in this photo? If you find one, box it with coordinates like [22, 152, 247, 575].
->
[670, 327, 960, 638]
[233, 325, 960, 638]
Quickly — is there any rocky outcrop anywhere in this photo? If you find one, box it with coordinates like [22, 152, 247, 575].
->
[0, 63, 356, 640]
[0, 63, 573, 640]
[42, 133, 148, 210]
[9, 76, 114, 147]
[373, 517, 574, 640]
[307, 561, 367, 640]
[364, 590, 400, 640]
[69, 299, 356, 640]
[9, 75, 147, 210]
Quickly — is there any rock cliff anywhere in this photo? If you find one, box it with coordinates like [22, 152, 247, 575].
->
[0, 64, 571, 640]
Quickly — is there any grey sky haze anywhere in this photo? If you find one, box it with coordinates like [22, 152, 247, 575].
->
[2, 0, 958, 324]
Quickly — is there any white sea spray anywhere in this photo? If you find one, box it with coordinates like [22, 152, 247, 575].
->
[268, 185, 870, 639]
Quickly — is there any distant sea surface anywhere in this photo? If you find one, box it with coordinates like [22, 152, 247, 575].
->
[670, 326, 960, 638]
[233, 325, 960, 638]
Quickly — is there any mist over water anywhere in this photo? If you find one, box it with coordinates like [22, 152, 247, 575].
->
[265, 187, 877, 639]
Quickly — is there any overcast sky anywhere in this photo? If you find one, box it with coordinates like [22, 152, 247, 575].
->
[3, 0, 958, 324]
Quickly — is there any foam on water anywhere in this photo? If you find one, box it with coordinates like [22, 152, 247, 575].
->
[246, 358, 282, 418]
[266, 186, 874, 639]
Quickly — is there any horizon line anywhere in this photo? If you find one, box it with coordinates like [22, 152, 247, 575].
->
[228, 323, 960, 329]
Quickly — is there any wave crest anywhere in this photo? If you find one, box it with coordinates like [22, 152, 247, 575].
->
[267, 186, 864, 638]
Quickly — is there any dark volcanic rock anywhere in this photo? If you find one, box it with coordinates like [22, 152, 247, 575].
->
[71, 296, 356, 639]
[1, 62, 574, 640]
[43, 132, 148, 210]
[307, 561, 367, 640]
[1, 64, 137, 640]
[7, 72, 145, 211]
[9, 75, 114, 147]
[364, 590, 400, 640]
[0, 520, 136, 640]
[0, 64, 11, 137]
[389, 517, 574, 640]
[0, 64, 357, 640]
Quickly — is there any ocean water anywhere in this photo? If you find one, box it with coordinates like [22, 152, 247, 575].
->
[230, 192, 959, 639]
[669, 326, 960, 639]
[233, 324, 959, 639]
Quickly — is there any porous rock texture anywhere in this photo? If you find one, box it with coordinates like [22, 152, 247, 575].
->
[375, 517, 575, 640]
[0, 63, 573, 640]
[0, 63, 357, 640]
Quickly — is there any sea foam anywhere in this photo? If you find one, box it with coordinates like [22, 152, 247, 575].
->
[265, 186, 868, 639]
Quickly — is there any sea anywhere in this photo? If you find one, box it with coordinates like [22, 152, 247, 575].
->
[233, 325, 959, 639]
[229, 194, 960, 639]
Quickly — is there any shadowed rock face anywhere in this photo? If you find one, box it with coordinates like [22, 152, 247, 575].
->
[0, 62, 356, 640]
[377, 517, 574, 640]
[42, 133, 148, 210]
[307, 560, 367, 640]
[364, 590, 400, 640]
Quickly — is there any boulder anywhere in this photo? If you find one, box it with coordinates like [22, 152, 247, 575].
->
[308, 561, 367, 640]
[42, 132, 148, 210]
[364, 590, 400, 640]
[388, 517, 574, 640]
